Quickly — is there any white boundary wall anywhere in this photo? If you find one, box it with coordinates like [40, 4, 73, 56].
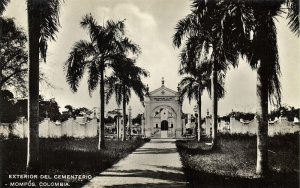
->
[0, 117, 98, 138]
[204, 116, 300, 136]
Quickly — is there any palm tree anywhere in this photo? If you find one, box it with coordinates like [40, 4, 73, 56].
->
[239, 0, 298, 177]
[173, 0, 239, 149]
[65, 14, 139, 149]
[178, 61, 225, 141]
[26, 0, 62, 173]
[203, 0, 299, 176]
[106, 57, 148, 141]
[218, 0, 299, 176]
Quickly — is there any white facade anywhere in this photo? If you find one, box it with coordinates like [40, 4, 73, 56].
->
[144, 81, 184, 138]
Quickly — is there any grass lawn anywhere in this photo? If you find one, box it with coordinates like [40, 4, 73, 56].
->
[176, 133, 299, 188]
[0, 137, 149, 187]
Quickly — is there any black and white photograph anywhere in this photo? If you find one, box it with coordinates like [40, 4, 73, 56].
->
[0, 0, 299, 187]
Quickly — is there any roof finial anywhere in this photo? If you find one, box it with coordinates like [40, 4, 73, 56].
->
[146, 84, 149, 95]
[162, 77, 164, 86]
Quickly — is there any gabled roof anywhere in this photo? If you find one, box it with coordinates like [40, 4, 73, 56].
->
[149, 85, 178, 97]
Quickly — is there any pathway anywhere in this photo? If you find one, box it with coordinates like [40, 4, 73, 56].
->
[83, 139, 187, 188]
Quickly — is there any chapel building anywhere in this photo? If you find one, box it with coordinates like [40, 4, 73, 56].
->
[144, 78, 184, 138]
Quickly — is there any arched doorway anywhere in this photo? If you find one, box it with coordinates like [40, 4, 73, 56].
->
[161, 120, 168, 138]
[161, 120, 168, 130]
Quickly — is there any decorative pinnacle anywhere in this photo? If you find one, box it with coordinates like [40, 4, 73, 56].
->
[162, 77, 164, 86]
[146, 84, 149, 96]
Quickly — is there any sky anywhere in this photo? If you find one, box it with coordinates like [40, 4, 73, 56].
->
[3, 0, 300, 117]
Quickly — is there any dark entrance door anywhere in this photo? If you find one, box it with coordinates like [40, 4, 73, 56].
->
[161, 120, 168, 130]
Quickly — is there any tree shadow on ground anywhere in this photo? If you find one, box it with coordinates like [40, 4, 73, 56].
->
[134, 147, 178, 154]
[150, 140, 176, 144]
[103, 182, 186, 188]
[145, 164, 184, 172]
[92, 165, 187, 187]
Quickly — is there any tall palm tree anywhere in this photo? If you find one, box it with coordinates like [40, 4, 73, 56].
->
[219, 0, 299, 176]
[178, 61, 225, 141]
[65, 14, 139, 149]
[26, 0, 62, 173]
[173, 0, 240, 149]
[208, 0, 299, 177]
[236, 0, 298, 177]
[106, 57, 148, 141]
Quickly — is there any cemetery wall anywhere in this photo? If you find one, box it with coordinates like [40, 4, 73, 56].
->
[0, 117, 98, 138]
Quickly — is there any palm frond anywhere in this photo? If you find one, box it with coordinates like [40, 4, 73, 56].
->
[287, 0, 300, 36]
[64, 40, 94, 92]
[120, 37, 141, 55]
[0, 0, 10, 15]
[173, 13, 198, 48]
[80, 13, 102, 43]
[87, 61, 99, 96]
[38, 0, 63, 62]
[178, 76, 198, 103]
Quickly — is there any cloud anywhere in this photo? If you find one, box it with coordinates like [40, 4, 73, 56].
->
[3, 0, 299, 116]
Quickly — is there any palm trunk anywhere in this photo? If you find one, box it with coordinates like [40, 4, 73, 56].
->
[117, 116, 119, 139]
[197, 89, 202, 142]
[128, 109, 131, 139]
[98, 65, 105, 150]
[0, 66, 3, 123]
[256, 61, 269, 176]
[26, 0, 41, 173]
[122, 85, 126, 141]
[211, 62, 218, 149]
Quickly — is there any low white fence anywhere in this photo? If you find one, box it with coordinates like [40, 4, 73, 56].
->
[204, 117, 300, 136]
[0, 117, 98, 138]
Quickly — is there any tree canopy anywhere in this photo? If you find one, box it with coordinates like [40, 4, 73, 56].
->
[0, 17, 27, 96]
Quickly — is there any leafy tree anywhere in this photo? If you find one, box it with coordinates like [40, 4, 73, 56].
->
[0, 89, 16, 123]
[61, 105, 93, 122]
[0, 18, 27, 95]
[104, 116, 114, 124]
[73, 107, 92, 117]
[39, 98, 61, 121]
[269, 105, 300, 121]
[219, 111, 255, 122]
[0, 17, 27, 122]
[132, 114, 143, 125]
[64, 105, 73, 115]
